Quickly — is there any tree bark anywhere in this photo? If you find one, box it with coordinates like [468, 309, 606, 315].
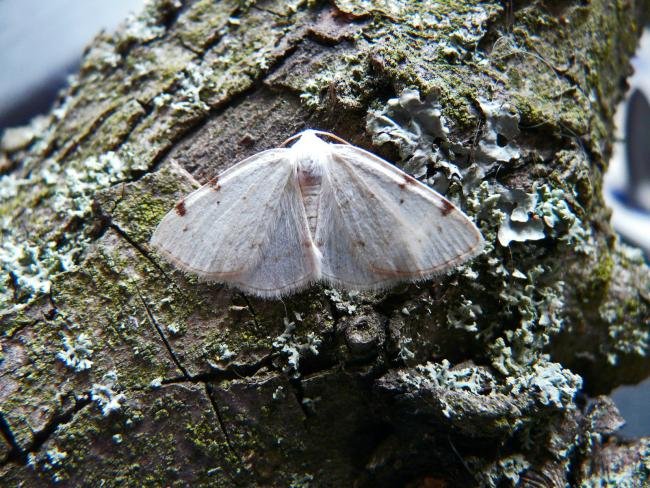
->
[1, 0, 649, 486]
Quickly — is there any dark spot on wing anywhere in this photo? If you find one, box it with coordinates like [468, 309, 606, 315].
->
[175, 199, 186, 216]
[399, 198, 404, 204]
[440, 199, 454, 216]
[182, 225, 189, 232]
[303, 241, 312, 248]
[399, 174, 416, 190]
[355, 240, 366, 247]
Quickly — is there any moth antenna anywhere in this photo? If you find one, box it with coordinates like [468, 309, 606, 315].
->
[311, 131, 352, 145]
[280, 130, 352, 147]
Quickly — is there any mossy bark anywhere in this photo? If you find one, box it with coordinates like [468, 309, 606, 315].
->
[1, 0, 649, 486]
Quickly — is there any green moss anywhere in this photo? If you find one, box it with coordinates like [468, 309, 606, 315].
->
[585, 252, 614, 304]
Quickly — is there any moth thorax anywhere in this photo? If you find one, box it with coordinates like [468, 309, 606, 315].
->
[296, 156, 323, 189]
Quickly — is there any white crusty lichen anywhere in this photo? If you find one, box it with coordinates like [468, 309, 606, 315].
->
[215, 343, 236, 361]
[42, 446, 68, 483]
[90, 370, 127, 416]
[166, 321, 182, 336]
[0, 149, 137, 308]
[379, 3, 498, 63]
[56, 333, 94, 372]
[169, 62, 214, 114]
[117, 0, 170, 45]
[54, 152, 129, 216]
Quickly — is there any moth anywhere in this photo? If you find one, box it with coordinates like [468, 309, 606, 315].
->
[150, 130, 484, 298]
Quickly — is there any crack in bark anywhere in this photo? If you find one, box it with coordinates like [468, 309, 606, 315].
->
[138, 291, 191, 379]
[105, 103, 155, 157]
[447, 436, 478, 483]
[238, 293, 260, 329]
[109, 222, 180, 292]
[204, 383, 238, 457]
[1, 397, 92, 466]
[55, 103, 121, 163]
[0, 412, 24, 466]
[287, 376, 311, 419]
[160, 353, 276, 385]
[250, 4, 285, 17]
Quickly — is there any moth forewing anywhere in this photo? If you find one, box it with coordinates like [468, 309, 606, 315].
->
[316, 145, 483, 287]
[150, 149, 308, 282]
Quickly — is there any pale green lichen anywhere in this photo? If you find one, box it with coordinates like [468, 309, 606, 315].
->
[476, 97, 521, 162]
[116, 0, 174, 46]
[496, 183, 591, 248]
[446, 295, 482, 332]
[367, 88, 451, 178]
[396, 335, 415, 362]
[505, 359, 582, 409]
[400, 359, 496, 395]
[323, 288, 361, 315]
[289, 472, 315, 488]
[474, 454, 531, 488]
[273, 317, 322, 377]
[0, 0, 646, 485]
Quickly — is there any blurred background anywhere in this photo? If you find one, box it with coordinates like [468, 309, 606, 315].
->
[0, 1, 648, 437]
[0, 0, 144, 129]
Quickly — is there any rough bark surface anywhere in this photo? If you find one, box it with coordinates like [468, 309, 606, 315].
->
[1, 0, 649, 486]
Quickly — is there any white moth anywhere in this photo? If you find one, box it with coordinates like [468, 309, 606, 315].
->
[150, 130, 484, 298]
